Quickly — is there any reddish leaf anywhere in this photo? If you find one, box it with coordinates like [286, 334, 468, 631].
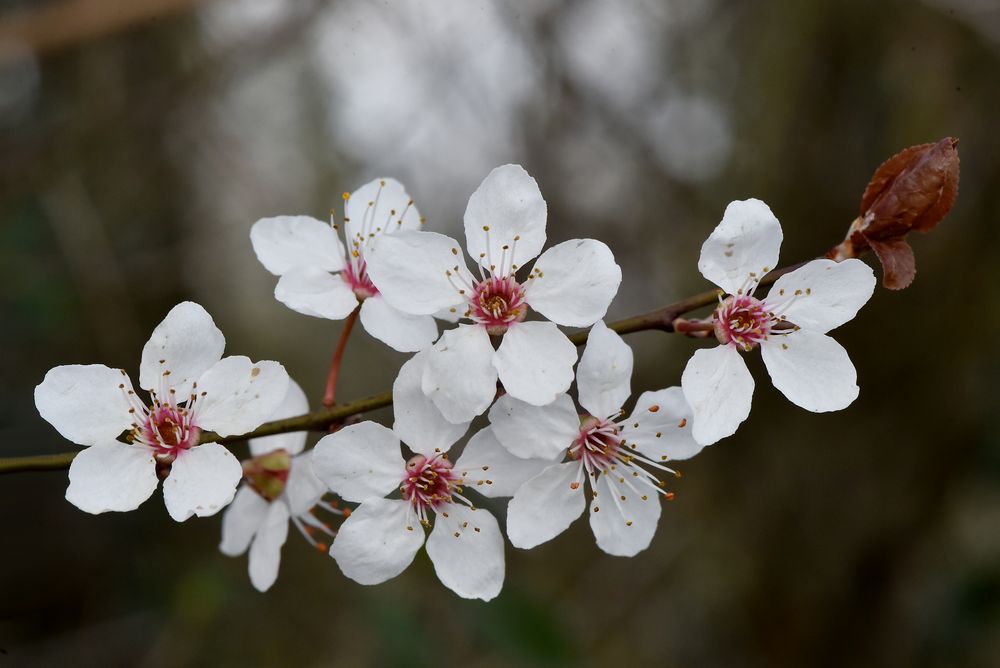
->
[911, 141, 959, 233]
[859, 143, 931, 215]
[855, 137, 959, 288]
[868, 237, 916, 291]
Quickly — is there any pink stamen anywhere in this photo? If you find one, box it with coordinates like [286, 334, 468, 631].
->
[121, 367, 203, 461]
[712, 294, 774, 351]
[139, 404, 201, 459]
[400, 454, 461, 519]
[343, 259, 379, 299]
[467, 275, 527, 335]
[569, 416, 624, 473]
[567, 415, 677, 503]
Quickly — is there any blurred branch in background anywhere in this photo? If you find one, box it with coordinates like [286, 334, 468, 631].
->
[0, 1, 995, 665]
[0, 0, 204, 63]
[40, 173, 143, 358]
[0, 0, 324, 201]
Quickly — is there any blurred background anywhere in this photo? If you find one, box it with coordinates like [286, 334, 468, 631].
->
[1, 0, 998, 665]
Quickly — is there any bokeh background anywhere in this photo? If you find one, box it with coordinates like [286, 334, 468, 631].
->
[2, 0, 999, 666]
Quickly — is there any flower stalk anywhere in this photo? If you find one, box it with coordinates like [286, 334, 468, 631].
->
[323, 306, 360, 408]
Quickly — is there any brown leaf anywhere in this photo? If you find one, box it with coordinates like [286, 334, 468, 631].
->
[859, 143, 931, 215]
[910, 142, 960, 233]
[868, 237, 916, 291]
[856, 137, 959, 288]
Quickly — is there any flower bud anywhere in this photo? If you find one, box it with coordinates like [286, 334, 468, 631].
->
[242, 449, 291, 501]
[837, 137, 959, 290]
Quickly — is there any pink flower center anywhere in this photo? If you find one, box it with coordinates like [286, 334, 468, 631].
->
[401, 454, 459, 514]
[343, 259, 379, 299]
[141, 405, 200, 459]
[713, 295, 774, 350]
[468, 275, 527, 335]
[569, 416, 624, 472]
[119, 368, 203, 462]
[565, 415, 679, 516]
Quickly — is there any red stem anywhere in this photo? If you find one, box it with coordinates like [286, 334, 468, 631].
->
[672, 317, 715, 338]
[323, 306, 360, 408]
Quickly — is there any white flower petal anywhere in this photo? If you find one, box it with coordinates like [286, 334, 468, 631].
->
[219, 486, 269, 557]
[681, 345, 754, 445]
[454, 427, 553, 498]
[765, 258, 876, 334]
[162, 442, 243, 522]
[620, 387, 702, 461]
[576, 321, 632, 418]
[507, 462, 586, 550]
[194, 357, 289, 437]
[345, 178, 422, 250]
[366, 230, 468, 316]
[698, 198, 783, 295]
[393, 351, 470, 457]
[248, 501, 290, 592]
[330, 497, 424, 586]
[139, 302, 225, 396]
[488, 393, 578, 460]
[761, 330, 859, 412]
[360, 296, 438, 353]
[427, 504, 504, 601]
[283, 451, 328, 516]
[494, 322, 576, 407]
[311, 422, 403, 503]
[248, 378, 309, 457]
[464, 164, 547, 271]
[589, 471, 662, 557]
[525, 239, 621, 327]
[250, 215, 346, 276]
[65, 443, 158, 514]
[434, 305, 462, 324]
[421, 324, 498, 424]
[274, 266, 359, 320]
[35, 364, 133, 446]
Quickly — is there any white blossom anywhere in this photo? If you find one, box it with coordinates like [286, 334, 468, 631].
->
[310, 351, 542, 600]
[250, 178, 439, 352]
[366, 164, 622, 423]
[681, 198, 877, 445]
[491, 321, 701, 556]
[34, 302, 289, 521]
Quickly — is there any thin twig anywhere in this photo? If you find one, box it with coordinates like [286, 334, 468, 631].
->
[0, 390, 395, 474]
[0, 0, 205, 63]
[323, 306, 360, 408]
[0, 257, 819, 475]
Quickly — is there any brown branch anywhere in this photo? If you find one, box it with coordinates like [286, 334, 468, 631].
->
[567, 261, 803, 346]
[199, 390, 394, 445]
[0, 390, 394, 474]
[0, 452, 79, 473]
[0, 257, 823, 476]
[0, 0, 205, 63]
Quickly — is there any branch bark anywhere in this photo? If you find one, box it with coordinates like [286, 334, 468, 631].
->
[0, 257, 809, 475]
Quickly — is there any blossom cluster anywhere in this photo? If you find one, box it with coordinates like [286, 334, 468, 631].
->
[34, 164, 876, 600]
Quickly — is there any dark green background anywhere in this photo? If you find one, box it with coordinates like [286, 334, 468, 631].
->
[1, 0, 998, 665]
